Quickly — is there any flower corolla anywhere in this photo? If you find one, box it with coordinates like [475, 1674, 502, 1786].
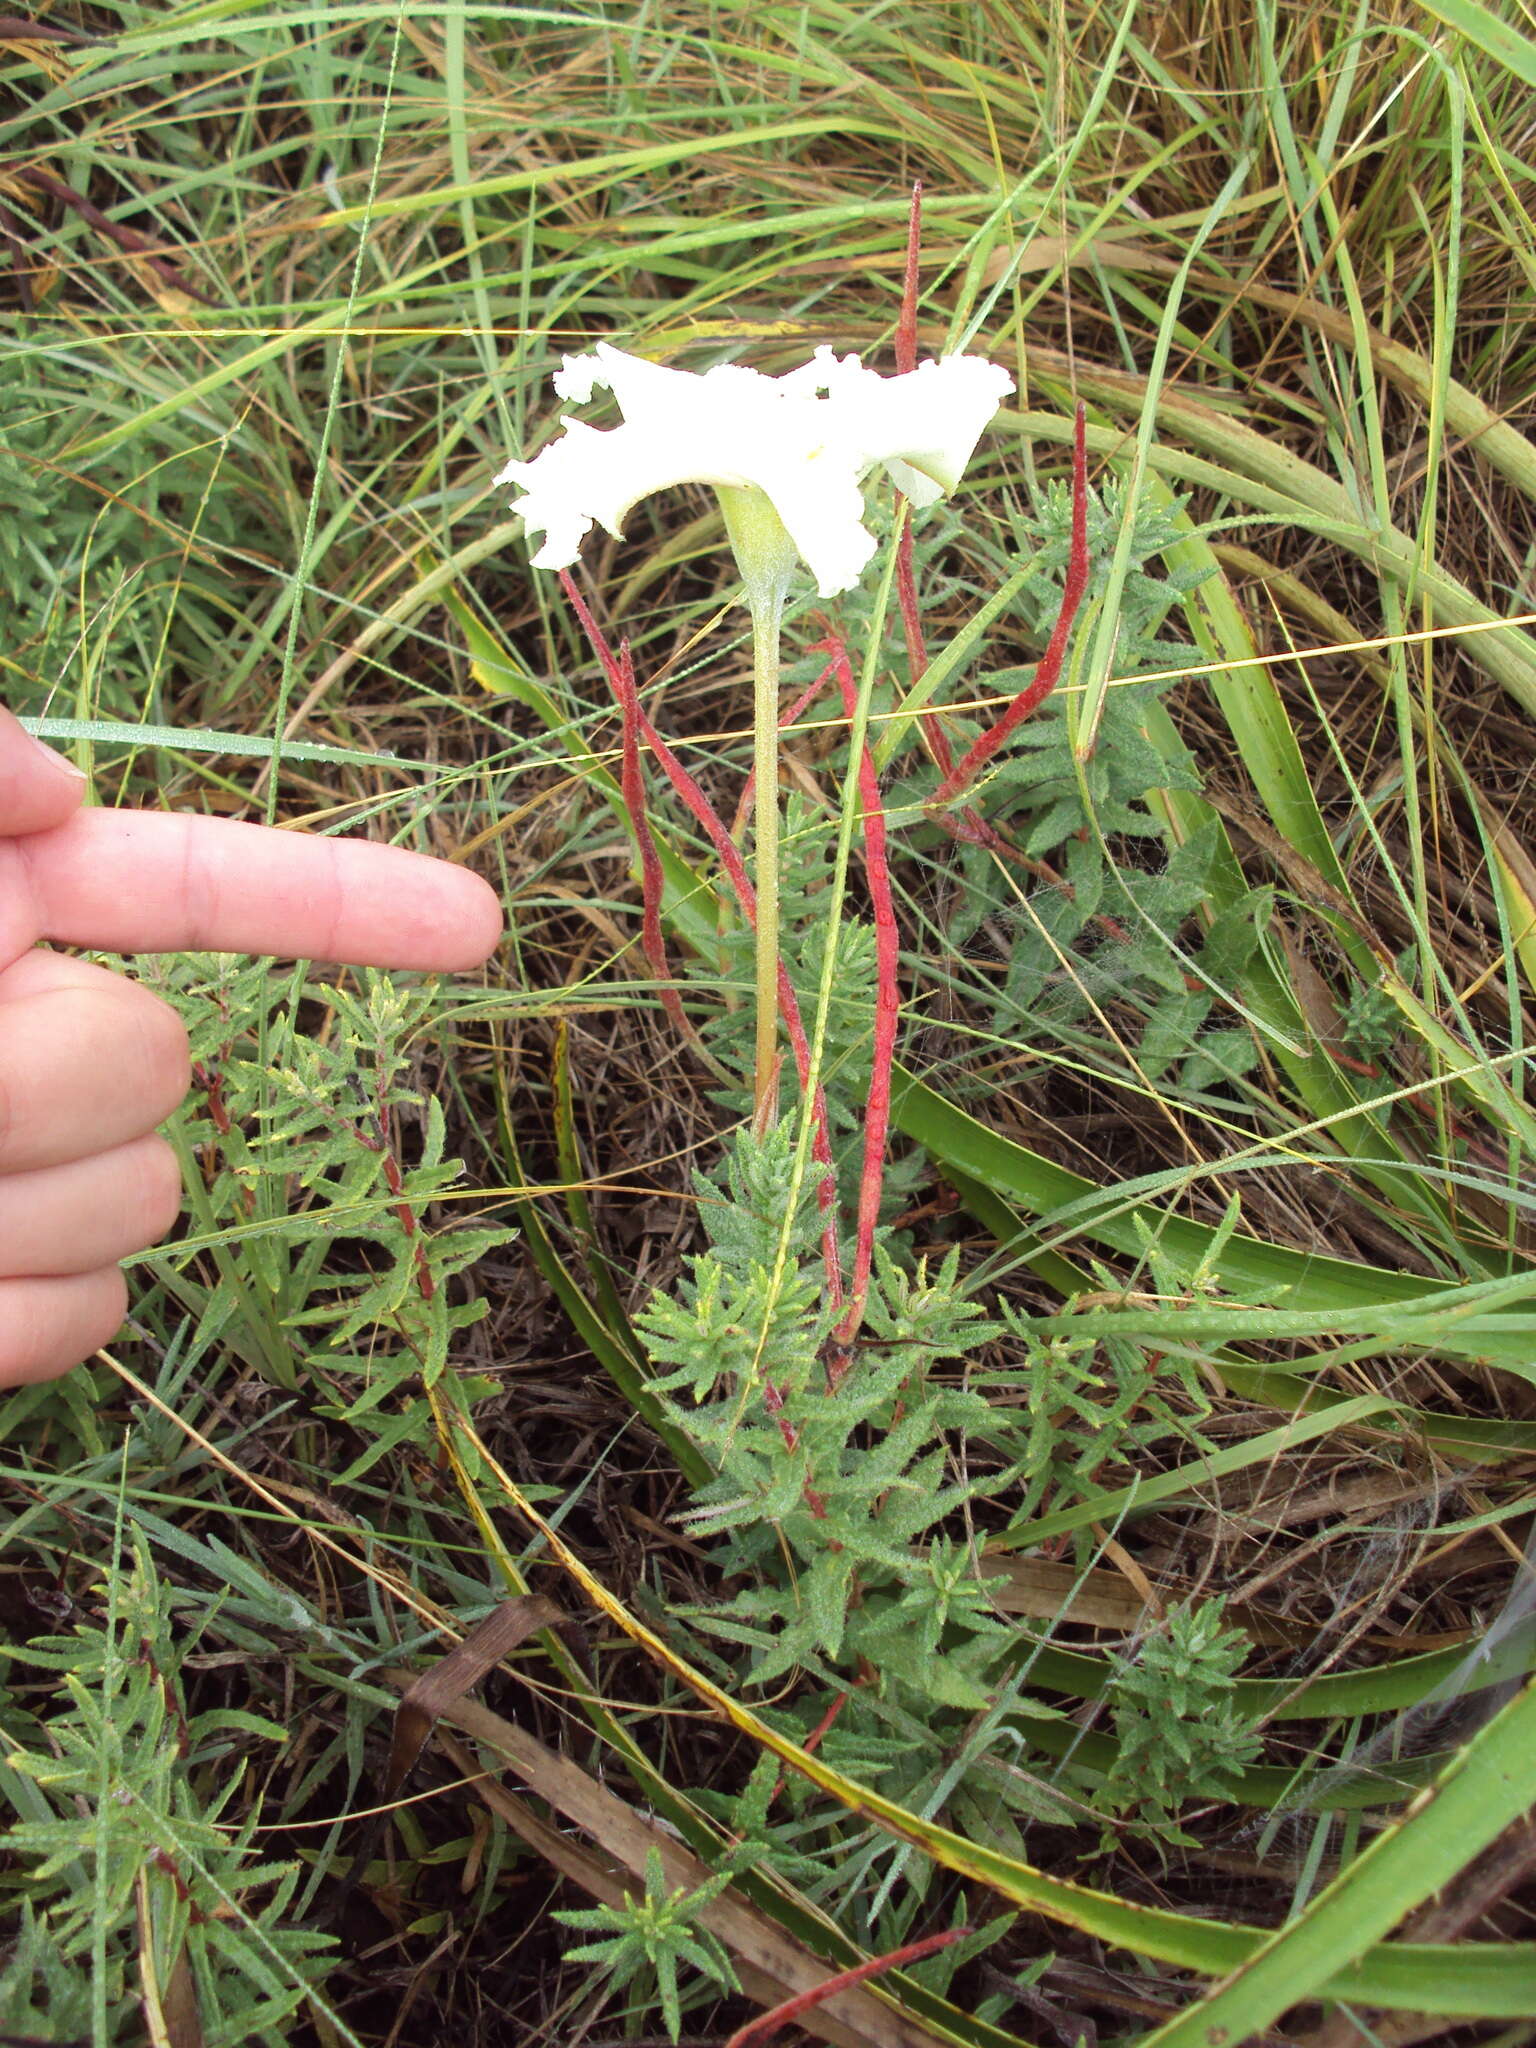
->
[495, 342, 1014, 597]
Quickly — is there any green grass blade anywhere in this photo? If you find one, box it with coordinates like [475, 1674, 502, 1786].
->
[888, 1064, 1527, 1357]
[1137, 1677, 1536, 2041]
[1417, 0, 1536, 87]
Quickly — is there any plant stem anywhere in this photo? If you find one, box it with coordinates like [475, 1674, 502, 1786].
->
[820, 635, 898, 1360]
[558, 569, 844, 1302]
[747, 580, 785, 1119]
[717, 483, 799, 1122]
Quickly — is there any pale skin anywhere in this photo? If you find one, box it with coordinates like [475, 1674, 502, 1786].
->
[0, 708, 504, 1389]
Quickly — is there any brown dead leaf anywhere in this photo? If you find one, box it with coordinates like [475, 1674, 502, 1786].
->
[385, 1594, 564, 1801]
[387, 1676, 962, 2048]
[981, 234, 1163, 282]
[1203, 789, 1379, 944]
[987, 1555, 1306, 1648]
[1274, 917, 1358, 1064]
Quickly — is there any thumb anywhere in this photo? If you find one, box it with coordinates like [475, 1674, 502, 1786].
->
[0, 708, 89, 838]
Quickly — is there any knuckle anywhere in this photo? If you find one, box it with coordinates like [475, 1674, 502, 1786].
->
[80, 1267, 129, 1355]
[123, 986, 192, 1117]
[136, 1136, 185, 1243]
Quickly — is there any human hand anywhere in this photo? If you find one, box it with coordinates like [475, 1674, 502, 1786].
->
[0, 709, 503, 1387]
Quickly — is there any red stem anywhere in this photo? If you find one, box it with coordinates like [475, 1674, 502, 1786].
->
[612, 639, 693, 1041]
[723, 1927, 969, 2048]
[18, 165, 216, 302]
[928, 401, 1090, 810]
[768, 1687, 850, 1809]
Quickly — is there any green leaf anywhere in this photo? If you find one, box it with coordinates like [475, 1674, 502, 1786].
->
[21, 716, 420, 773]
[1416, 0, 1536, 87]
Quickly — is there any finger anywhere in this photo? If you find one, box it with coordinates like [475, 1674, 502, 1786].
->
[0, 1135, 183, 1277]
[26, 810, 504, 968]
[0, 707, 89, 839]
[0, 952, 191, 1174]
[0, 1268, 128, 1387]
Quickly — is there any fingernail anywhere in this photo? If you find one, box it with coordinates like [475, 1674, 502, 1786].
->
[25, 729, 88, 782]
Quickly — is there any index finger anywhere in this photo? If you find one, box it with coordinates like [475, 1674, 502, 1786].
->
[27, 811, 504, 970]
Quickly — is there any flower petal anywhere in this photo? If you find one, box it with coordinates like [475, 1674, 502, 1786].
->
[749, 454, 879, 597]
[498, 341, 1013, 594]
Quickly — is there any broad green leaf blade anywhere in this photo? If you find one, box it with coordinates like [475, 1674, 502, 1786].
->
[22, 717, 420, 773]
[889, 1064, 1531, 1362]
[1021, 1265, 1536, 1360]
[1417, 0, 1536, 87]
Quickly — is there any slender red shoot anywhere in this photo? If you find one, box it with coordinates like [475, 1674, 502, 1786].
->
[928, 401, 1090, 811]
[560, 577, 705, 1051]
[802, 1686, 850, 1757]
[558, 568, 625, 697]
[767, 1687, 850, 1810]
[723, 1927, 969, 2048]
[611, 639, 693, 1040]
[815, 637, 898, 1362]
[559, 577, 845, 1307]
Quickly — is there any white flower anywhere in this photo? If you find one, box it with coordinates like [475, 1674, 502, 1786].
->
[495, 341, 1014, 597]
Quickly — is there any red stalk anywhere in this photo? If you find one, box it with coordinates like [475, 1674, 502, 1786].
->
[722, 1927, 968, 2048]
[928, 401, 1090, 811]
[612, 638, 692, 1041]
[767, 1687, 850, 1810]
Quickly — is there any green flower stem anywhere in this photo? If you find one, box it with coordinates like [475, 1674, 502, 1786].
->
[718, 486, 799, 1120]
[746, 581, 785, 1115]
